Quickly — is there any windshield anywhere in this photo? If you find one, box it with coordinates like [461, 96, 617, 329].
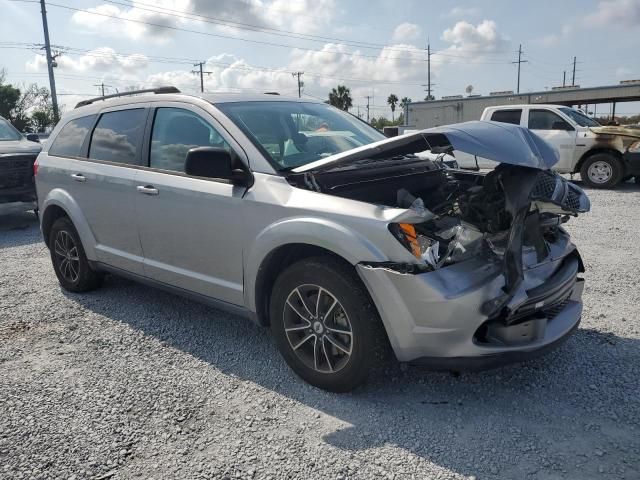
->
[217, 101, 385, 170]
[0, 117, 23, 141]
[559, 107, 601, 127]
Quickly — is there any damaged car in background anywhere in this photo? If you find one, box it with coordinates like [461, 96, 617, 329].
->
[37, 94, 589, 392]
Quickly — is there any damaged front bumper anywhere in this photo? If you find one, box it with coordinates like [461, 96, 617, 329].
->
[357, 231, 583, 369]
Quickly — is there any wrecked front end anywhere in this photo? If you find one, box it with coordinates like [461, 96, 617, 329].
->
[288, 121, 591, 367]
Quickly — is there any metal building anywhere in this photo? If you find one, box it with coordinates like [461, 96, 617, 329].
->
[406, 82, 640, 129]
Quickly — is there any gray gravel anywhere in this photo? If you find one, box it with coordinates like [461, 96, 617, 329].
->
[1, 180, 639, 480]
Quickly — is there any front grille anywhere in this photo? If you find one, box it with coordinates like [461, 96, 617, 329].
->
[531, 171, 558, 198]
[543, 298, 570, 320]
[0, 154, 36, 190]
[565, 185, 582, 211]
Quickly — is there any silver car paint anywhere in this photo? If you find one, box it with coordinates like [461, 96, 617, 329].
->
[37, 93, 583, 363]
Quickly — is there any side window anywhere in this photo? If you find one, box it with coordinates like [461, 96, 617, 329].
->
[490, 109, 522, 125]
[528, 109, 566, 130]
[48, 115, 96, 158]
[149, 107, 230, 173]
[89, 109, 146, 165]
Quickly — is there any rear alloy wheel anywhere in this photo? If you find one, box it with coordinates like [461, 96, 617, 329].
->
[270, 257, 389, 392]
[580, 154, 623, 188]
[49, 217, 103, 292]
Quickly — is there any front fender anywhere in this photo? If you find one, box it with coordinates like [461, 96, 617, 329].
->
[41, 188, 97, 260]
[243, 216, 388, 311]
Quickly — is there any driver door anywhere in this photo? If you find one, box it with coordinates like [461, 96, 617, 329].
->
[527, 108, 576, 172]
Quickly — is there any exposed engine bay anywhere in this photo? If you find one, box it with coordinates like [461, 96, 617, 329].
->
[287, 147, 590, 317]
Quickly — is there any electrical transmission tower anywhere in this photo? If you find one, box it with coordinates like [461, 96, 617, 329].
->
[192, 62, 212, 93]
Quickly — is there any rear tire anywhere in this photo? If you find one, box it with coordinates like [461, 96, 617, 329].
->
[49, 217, 103, 292]
[270, 257, 389, 392]
[580, 153, 623, 188]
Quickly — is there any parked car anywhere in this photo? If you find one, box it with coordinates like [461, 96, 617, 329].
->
[475, 104, 640, 188]
[35, 88, 589, 392]
[0, 115, 41, 210]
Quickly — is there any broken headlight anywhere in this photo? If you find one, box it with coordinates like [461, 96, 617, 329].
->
[389, 223, 440, 267]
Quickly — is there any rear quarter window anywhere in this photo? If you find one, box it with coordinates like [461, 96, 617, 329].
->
[490, 109, 522, 125]
[48, 115, 96, 158]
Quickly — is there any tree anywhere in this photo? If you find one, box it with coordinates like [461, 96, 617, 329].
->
[328, 85, 352, 111]
[387, 94, 398, 121]
[0, 69, 21, 121]
[400, 97, 411, 112]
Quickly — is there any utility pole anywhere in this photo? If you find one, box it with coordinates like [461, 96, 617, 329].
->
[426, 42, 432, 101]
[39, 0, 59, 122]
[365, 96, 371, 123]
[572, 56, 577, 86]
[191, 62, 212, 93]
[563, 71, 566, 87]
[512, 44, 527, 94]
[291, 71, 304, 98]
[93, 82, 112, 97]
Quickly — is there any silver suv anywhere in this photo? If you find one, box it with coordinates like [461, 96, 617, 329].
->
[36, 87, 590, 392]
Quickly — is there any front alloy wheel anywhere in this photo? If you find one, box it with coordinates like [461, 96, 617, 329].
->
[283, 285, 353, 374]
[270, 257, 389, 392]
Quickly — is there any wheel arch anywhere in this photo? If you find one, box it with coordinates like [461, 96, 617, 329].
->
[245, 218, 389, 327]
[575, 147, 623, 174]
[40, 189, 97, 258]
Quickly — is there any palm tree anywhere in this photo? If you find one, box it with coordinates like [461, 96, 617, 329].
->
[328, 85, 353, 111]
[400, 97, 412, 111]
[387, 94, 399, 121]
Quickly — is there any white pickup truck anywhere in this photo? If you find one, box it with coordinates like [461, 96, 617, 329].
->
[467, 104, 640, 188]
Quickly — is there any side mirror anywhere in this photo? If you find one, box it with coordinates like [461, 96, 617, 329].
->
[26, 133, 40, 143]
[552, 121, 574, 131]
[185, 147, 252, 187]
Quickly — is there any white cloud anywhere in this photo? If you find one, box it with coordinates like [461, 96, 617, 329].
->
[441, 20, 509, 60]
[26, 48, 149, 75]
[392, 23, 422, 43]
[584, 0, 640, 28]
[70, 0, 336, 42]
[536, 24, 572, 46]
[443, 6, 479, 18]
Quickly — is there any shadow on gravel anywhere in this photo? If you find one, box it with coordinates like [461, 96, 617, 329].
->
[570, 177, 640, 194]
[0, 211, 42, 248]
[69, 275, 640, 479]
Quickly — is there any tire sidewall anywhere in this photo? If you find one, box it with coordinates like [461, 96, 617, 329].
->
[49, 217, 95, 292]
[580, 154, 623, 188]
[270, 259, 379, 392]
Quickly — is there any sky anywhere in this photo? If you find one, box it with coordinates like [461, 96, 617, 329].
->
[1, 0, 639, 118]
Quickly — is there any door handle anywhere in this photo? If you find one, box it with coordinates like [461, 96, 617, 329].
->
[70, 173, 86, 182]
[136, 185, 159, 196]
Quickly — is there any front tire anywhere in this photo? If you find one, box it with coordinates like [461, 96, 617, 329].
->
[49, 217, 103, 292]
[580, 154, 623, 188]
[270, 257, 389, 392]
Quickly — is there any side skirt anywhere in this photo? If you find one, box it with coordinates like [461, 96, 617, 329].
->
[90, 261, 260, 324]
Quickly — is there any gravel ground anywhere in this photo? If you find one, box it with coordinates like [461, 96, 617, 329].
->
[1, 181, 639, 480]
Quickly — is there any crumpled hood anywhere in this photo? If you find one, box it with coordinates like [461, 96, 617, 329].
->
[293, 120, 559, 173]
[0, 138, 42, 155]
[590, 125, 640, 139]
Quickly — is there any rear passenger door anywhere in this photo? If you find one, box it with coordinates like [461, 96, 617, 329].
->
[64, 106, 148, 274]
[134, 103, 247, 306]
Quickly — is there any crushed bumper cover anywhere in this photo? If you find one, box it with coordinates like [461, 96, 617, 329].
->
[357, 233, 583, 369]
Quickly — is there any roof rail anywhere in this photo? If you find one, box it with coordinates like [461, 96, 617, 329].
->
[75, 86, 181, 108]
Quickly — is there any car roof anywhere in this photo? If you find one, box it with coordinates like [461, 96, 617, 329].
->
[486, 104, 570, 109]
[69, 91, 322, 117]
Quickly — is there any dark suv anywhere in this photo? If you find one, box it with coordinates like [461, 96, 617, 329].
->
[0, 115, 41, 208]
